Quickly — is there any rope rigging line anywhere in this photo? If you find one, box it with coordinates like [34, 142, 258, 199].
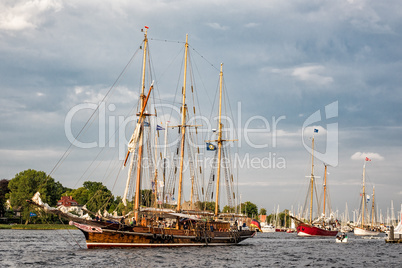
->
[71, 75, 147, 191]
[186, 129, 200, 203]
[43, 214, 83, 249]
[72, 42, 157, 211]
[302, 181, 311, 219]
[188, 44, 219, 71]
[189, 46, 216, 116]
[187, 55, 203, 203]
[167, 49, 185, 124]
[145, 126, 156, 192]
[314, 178, 320, 217]
[165, 134, 182, 201]
[149, 38, 185, 44]
[221, 148, 233, 208]
[205, 150, 218, 202]
[148, 39, 184, 94]
[95, 159, 128, 214]
[185, 49, 210, 205]
[41, 44, 143, 190]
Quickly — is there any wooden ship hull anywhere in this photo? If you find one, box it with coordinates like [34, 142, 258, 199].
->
[71, 221, 255, 248]
[28, 197, 255, 248]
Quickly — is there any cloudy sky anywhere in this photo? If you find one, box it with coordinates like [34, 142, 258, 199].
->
[1, 0, 401, 219]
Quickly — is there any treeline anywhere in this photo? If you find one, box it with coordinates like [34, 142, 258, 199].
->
[0, 169, 264, 223]
[0, 169, 125, 223]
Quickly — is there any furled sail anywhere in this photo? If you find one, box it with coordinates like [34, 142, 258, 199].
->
[122, 81, 154, 206]
[127, 121, 142, 153]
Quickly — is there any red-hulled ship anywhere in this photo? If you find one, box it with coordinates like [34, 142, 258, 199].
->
[292, 130, 338, 237]
[296, 222, 338, 237]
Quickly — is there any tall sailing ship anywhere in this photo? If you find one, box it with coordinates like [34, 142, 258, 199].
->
[353, 157, 380, 236]
[291, 129, 338, 237]
[29, 28, 255, 248]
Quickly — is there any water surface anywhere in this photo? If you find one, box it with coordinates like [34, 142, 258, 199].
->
[0, 230, 400, 267]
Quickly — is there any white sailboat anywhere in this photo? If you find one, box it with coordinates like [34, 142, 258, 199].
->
[354, 157, 380, 236]
[393, 205, 402, 235]
[386, 204, 402, 237]
[261, 224, 276, 233]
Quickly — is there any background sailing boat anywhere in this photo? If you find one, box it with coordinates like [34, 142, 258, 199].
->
[291, 129, 338, 237]
[354, 157, 380, 236]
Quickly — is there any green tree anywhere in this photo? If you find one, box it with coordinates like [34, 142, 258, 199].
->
[195, 201, 219, 212]
[108, 195, 122, 213]
[266, 209, 291, 227]
[238, 201, 258, 218]
[140, 189, 153, 207]
[278, 209, 290, 228]
[129, 189, 155, 208]
[114, 196, 130, 215]
[65, 186, 90, 206]
[6, 169, 66, 223]
[0, 179, 10, 217]
[222, 205, 235, 213]
[65, 181, 114, 213]
[259, 208, 267, 216]
[266, 214, 274, 224]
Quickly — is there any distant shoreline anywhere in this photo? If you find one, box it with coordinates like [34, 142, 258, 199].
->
[0, 224, 77, 230]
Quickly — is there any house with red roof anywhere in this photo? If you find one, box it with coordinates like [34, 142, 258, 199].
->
[57, 196, 83, 216]
[57, 196, 79, 207]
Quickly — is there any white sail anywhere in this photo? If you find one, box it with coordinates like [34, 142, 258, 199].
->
[122, 153, 136, 206]
[122, 122, 142, 206]
[127, 122, 142, 153]
[394, 204, 402, 234]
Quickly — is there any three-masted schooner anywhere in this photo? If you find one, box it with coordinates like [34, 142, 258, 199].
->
[29, 28, 255, 248]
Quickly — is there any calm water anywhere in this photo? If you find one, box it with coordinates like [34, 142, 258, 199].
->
[0, 229, 400, 267]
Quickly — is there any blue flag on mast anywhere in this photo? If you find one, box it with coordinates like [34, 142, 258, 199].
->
[206, 142, 217, 151]
[137, 119, 150, 127]
[314, 128, 319, 133]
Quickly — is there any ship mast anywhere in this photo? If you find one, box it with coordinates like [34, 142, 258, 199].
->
[371, 186, 375, 227]
[214, 63, 224, 216]
[162, 121, 168, 204]
[134, 27, 149, 222]
[323, 164, 328, 218]
[309, 134, 315, 224]
[176, 34, 189, 212]
[153, 129, 158, 208]
[361, 161, 366, 228]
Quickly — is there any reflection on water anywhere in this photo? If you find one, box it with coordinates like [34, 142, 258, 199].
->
[0, 230, 400, 267]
